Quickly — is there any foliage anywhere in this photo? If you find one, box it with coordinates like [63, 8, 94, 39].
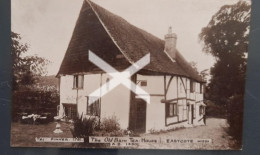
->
[12, 88, 60, 122]
[199, 1, 251, 148]
[226, 94, 244, 149]
[204, 100, 225, 118]
[71, 115, 98, 140]
[11, 32, 50, 91]
[189, 61, 209, 81]
[100, 115, 120, 132]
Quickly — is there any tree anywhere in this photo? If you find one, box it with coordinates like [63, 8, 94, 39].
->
[189, 61, 209, 82]
[11, 32, 49, 91]
[199, 1, 251, 148]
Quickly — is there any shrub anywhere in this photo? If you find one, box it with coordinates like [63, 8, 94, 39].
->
[12, 89, 59, 122]
[205, 100, 226, 118]
[70, 115, 108, 148]
[71, 115, 98, 139]
[100, 115, 120, 132]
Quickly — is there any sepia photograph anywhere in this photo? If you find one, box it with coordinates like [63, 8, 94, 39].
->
[10, 0, 251, 150]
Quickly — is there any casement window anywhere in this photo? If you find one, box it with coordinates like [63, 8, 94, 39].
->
[63, 104, 77, 119]
[166, 103, 177, 117]
[190, 80, 195, 93]
[200, 83, 204, 94]
[73, 75, 84, 89]
[87, 96, 100, 116]
[140, 80, 147, 86]
[193, 106, 196, 118]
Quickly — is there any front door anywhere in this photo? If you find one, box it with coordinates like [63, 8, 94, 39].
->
[135, 99, 147, 133]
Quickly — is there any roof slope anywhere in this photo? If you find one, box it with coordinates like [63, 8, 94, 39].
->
[58, 0, 204, 82]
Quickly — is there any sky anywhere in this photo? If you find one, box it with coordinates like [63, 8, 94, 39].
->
[11, 0, 240, 75]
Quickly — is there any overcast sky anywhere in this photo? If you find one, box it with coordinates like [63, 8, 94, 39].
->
[12, 0, 240, 75]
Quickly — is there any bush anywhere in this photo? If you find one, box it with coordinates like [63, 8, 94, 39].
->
[205, 100, 226, 118]
[12, 89, 59, 122]
[100, 115, 120, 132]
[71, 116, 98, 139]
[70, 115, 108, 148]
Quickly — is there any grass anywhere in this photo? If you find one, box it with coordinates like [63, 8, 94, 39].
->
[11, 118, 233, 149]
[11, 122, 74, 148]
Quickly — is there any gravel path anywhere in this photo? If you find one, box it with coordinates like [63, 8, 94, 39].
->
[137, 118, 232, 150]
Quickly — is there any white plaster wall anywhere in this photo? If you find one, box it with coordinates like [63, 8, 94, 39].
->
[166, 76, 177, 99]
[136, 75, 165, 132]
[59, 73, 131, 128]
[100, 73, 131, 129]
[145, 96, 165, 132]
[59, 74, 101, 117]
[59, 75, 76, 116]
[136, 75, 164, 94]
[177, 77, 186, 98]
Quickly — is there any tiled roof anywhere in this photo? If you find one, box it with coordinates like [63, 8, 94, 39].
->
[58, 0, 204, 82]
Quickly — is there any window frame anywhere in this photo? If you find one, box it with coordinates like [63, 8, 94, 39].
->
[73, 75, 84, 89]
[63, 104, 77, 119]
[166, 103, 178, 117]
[190, 80, 195, 93]
[140, 80, 147, 87]
[86, 96, 100, 116]
[200, 83, 204, 94]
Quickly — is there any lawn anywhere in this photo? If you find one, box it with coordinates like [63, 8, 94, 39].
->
[10, 118, 233, 149]
[11, 121, 74, 148]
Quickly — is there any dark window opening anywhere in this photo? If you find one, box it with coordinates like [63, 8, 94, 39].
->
[63, 104, 77, 119]
[190, 80, 195, 93]
[73, 75, 84, 89]
[140, 80, 147, 86]
[87, 96, 100, 116]
[166, 103, 177, 117]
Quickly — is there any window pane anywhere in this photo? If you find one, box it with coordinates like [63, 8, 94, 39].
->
[73, 75, 77, 88]
[140, 81, 147, 86]
[174, 104, 177, 115]
[87, 96, 100, 116]
[78, 75, 84, 88]
[169, 104, 174, 116]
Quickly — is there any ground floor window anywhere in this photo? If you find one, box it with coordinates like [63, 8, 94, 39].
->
[87, 96, 100, 116]
[199, 106, 205, 115]
[193, 105, 196, 118]
[166, 103, 177, 117]
[63, 104, 77, 119]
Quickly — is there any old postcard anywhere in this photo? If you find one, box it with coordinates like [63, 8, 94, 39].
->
[11, 0, 251, 150]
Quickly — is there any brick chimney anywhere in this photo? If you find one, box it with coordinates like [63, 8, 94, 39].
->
[164, 27, 177, 59]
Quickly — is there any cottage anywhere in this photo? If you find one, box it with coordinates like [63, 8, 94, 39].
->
[57, 0, 206, 133]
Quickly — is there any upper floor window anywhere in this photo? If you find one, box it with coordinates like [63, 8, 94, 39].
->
[190, 80, 195, 93]
[73, 75, 84, 89]
[140, 80, 147, 86]
[200, 83, 204, 94]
